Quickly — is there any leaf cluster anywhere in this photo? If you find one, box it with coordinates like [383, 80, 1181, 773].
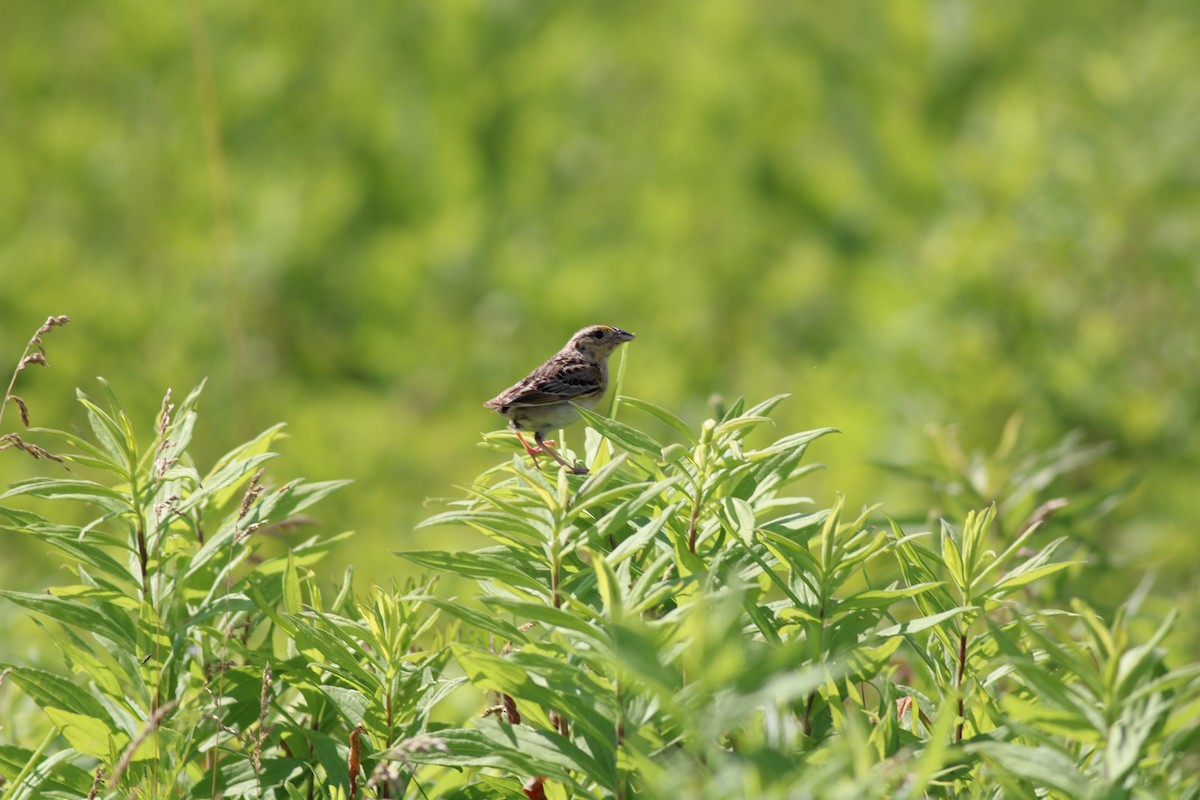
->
[0, 379, 1195, 798]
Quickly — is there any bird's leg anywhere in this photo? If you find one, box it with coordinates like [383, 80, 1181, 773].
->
[515, 432, 544, 469]
[535, 432, 588, 475]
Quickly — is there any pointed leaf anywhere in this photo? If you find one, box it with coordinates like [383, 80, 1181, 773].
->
[574, 405, 663, 458]
[876, 606, 974, 638]
[619, 396, 697, 443]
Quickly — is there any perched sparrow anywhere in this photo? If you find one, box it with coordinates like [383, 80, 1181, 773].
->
[485, 325, 636, 474]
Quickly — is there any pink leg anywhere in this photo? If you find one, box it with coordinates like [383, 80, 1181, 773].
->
[535, 432, 588, 475]
[515, 432, 544, 470]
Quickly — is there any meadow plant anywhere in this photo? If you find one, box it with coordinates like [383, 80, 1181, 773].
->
[0, 323, 1195, 798]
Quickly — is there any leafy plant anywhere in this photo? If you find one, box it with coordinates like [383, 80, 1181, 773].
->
[1, 323, 1196, 799]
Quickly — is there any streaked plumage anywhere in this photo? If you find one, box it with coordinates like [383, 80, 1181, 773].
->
[485, 324, 635, 473]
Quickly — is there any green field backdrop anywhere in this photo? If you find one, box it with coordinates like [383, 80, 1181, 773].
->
[2, 1, 1198, 661]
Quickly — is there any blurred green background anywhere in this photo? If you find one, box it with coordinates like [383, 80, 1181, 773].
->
[2, 1, 1198, 648]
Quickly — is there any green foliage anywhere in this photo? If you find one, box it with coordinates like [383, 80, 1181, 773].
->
[3, 1, 1199, 621]
[0, 378, 452, 798]
[2, 373, 1197, 797]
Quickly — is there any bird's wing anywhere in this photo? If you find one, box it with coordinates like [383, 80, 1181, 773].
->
[489, 360, 604, 409]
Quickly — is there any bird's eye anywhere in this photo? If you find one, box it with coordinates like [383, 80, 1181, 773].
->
[590, 329, 606, 340]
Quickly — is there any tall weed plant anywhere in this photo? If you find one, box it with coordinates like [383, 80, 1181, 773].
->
[0, 321, 1196, 799]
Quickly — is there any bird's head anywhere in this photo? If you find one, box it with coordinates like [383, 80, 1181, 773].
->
[567, 325, 636, 360]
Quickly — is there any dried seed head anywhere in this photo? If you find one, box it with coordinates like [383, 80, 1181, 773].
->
[234, 521, 265, 544]
[158, 388, 174, 437]
[10, 395, 29, 427]
[377, 734, 449, 776]
[396, 734, 448, 755]
[0, 433, 65, 465]
[254, 664, 273, 774]
[36, 315, 71, 335]
[260, 663, 273, 720]
[2, 315, 71, 434]
[17, 352, 47, 371]
[86, 766, 103, 800]
[367, 761, 404, 794]
[239, 468, 266, 520]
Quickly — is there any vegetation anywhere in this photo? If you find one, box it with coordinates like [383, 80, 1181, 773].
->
[3, 1, 1199, 622]
[3, 1, 1199, 795]
[0, 329, 1195, 797]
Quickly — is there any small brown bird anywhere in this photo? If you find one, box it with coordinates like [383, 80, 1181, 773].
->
[484, 325, 636, 474]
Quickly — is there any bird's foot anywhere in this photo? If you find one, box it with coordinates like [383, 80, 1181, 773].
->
[515, 432, 544, 469]
[526, 434, 589, 475]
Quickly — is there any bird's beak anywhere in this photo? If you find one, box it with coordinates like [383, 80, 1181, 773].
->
[614, 328, 636, 342]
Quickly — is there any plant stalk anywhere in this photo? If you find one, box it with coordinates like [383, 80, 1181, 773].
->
[955, 630, 968, 742]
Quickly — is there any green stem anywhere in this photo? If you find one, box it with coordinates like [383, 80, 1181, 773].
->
[1, 728, 57, 800]
[687, 492, 702, 553]
[955, 630, 968, 743]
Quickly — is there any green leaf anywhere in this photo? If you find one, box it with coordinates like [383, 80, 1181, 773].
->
[451, 645, 615, 747]
[395, 548, 545, 593]
[0, 508, 135, 583]
[760, 530, 822, 576]
[258, 477, 354, 520]
[452, 645, 532, 693]
[417, 597, 530, 642]
[876, 606, 974, 638]
[992, 623, 1108, 731]
[939, 522, 967, 593]
[93, 377, 134, 435]
[283, 550, 303, 614]
[482, 596, 606, 642]
[845, 637, 905, 683]
[290, 727, 350, 794]
[290, 614, 381, 693]
[319, 685, 371, 727]
[609, 620, 681, 698]
[0, 666, 125, 756]
[585, 478, 680, 544]
[1106, 692, 1170, 784]
[1115, 608, 1177, 699]
[0, 591, 137, 652]
[745, 427, 838, 460]
[417, 508, 544, 540]
[619, 396, 698, 444]
[195, 757, 306, 799]
[406, 724, 606, 790]
[740, 394, 791, 420]
[713, 415, 773, 440]
[48, 584, 139, 609]
[607, 504, 677, 564]
[966, 742, 1092, 797]
[26, 426, 128, 475]
[1000, 694, 1100, 740]
[181, 451, 279, 514]
[0, 478, 132, 511]
[721, 497, 756, 545]
[592, 553, 622, 621]
[835, 582, 945, 613]
[0, 745, 95, 794]
[989, 560, 1079, 598]
[986, 536, 1073, 596]
[77, 392, 134, 469]
[574, 404, 663, 458]
[33, 620, 124, 699]
[256, 530, 356, 576]
[44, 707, 125, 759]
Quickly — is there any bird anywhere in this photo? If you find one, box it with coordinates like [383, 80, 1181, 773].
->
[484, 325, 636, 474]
